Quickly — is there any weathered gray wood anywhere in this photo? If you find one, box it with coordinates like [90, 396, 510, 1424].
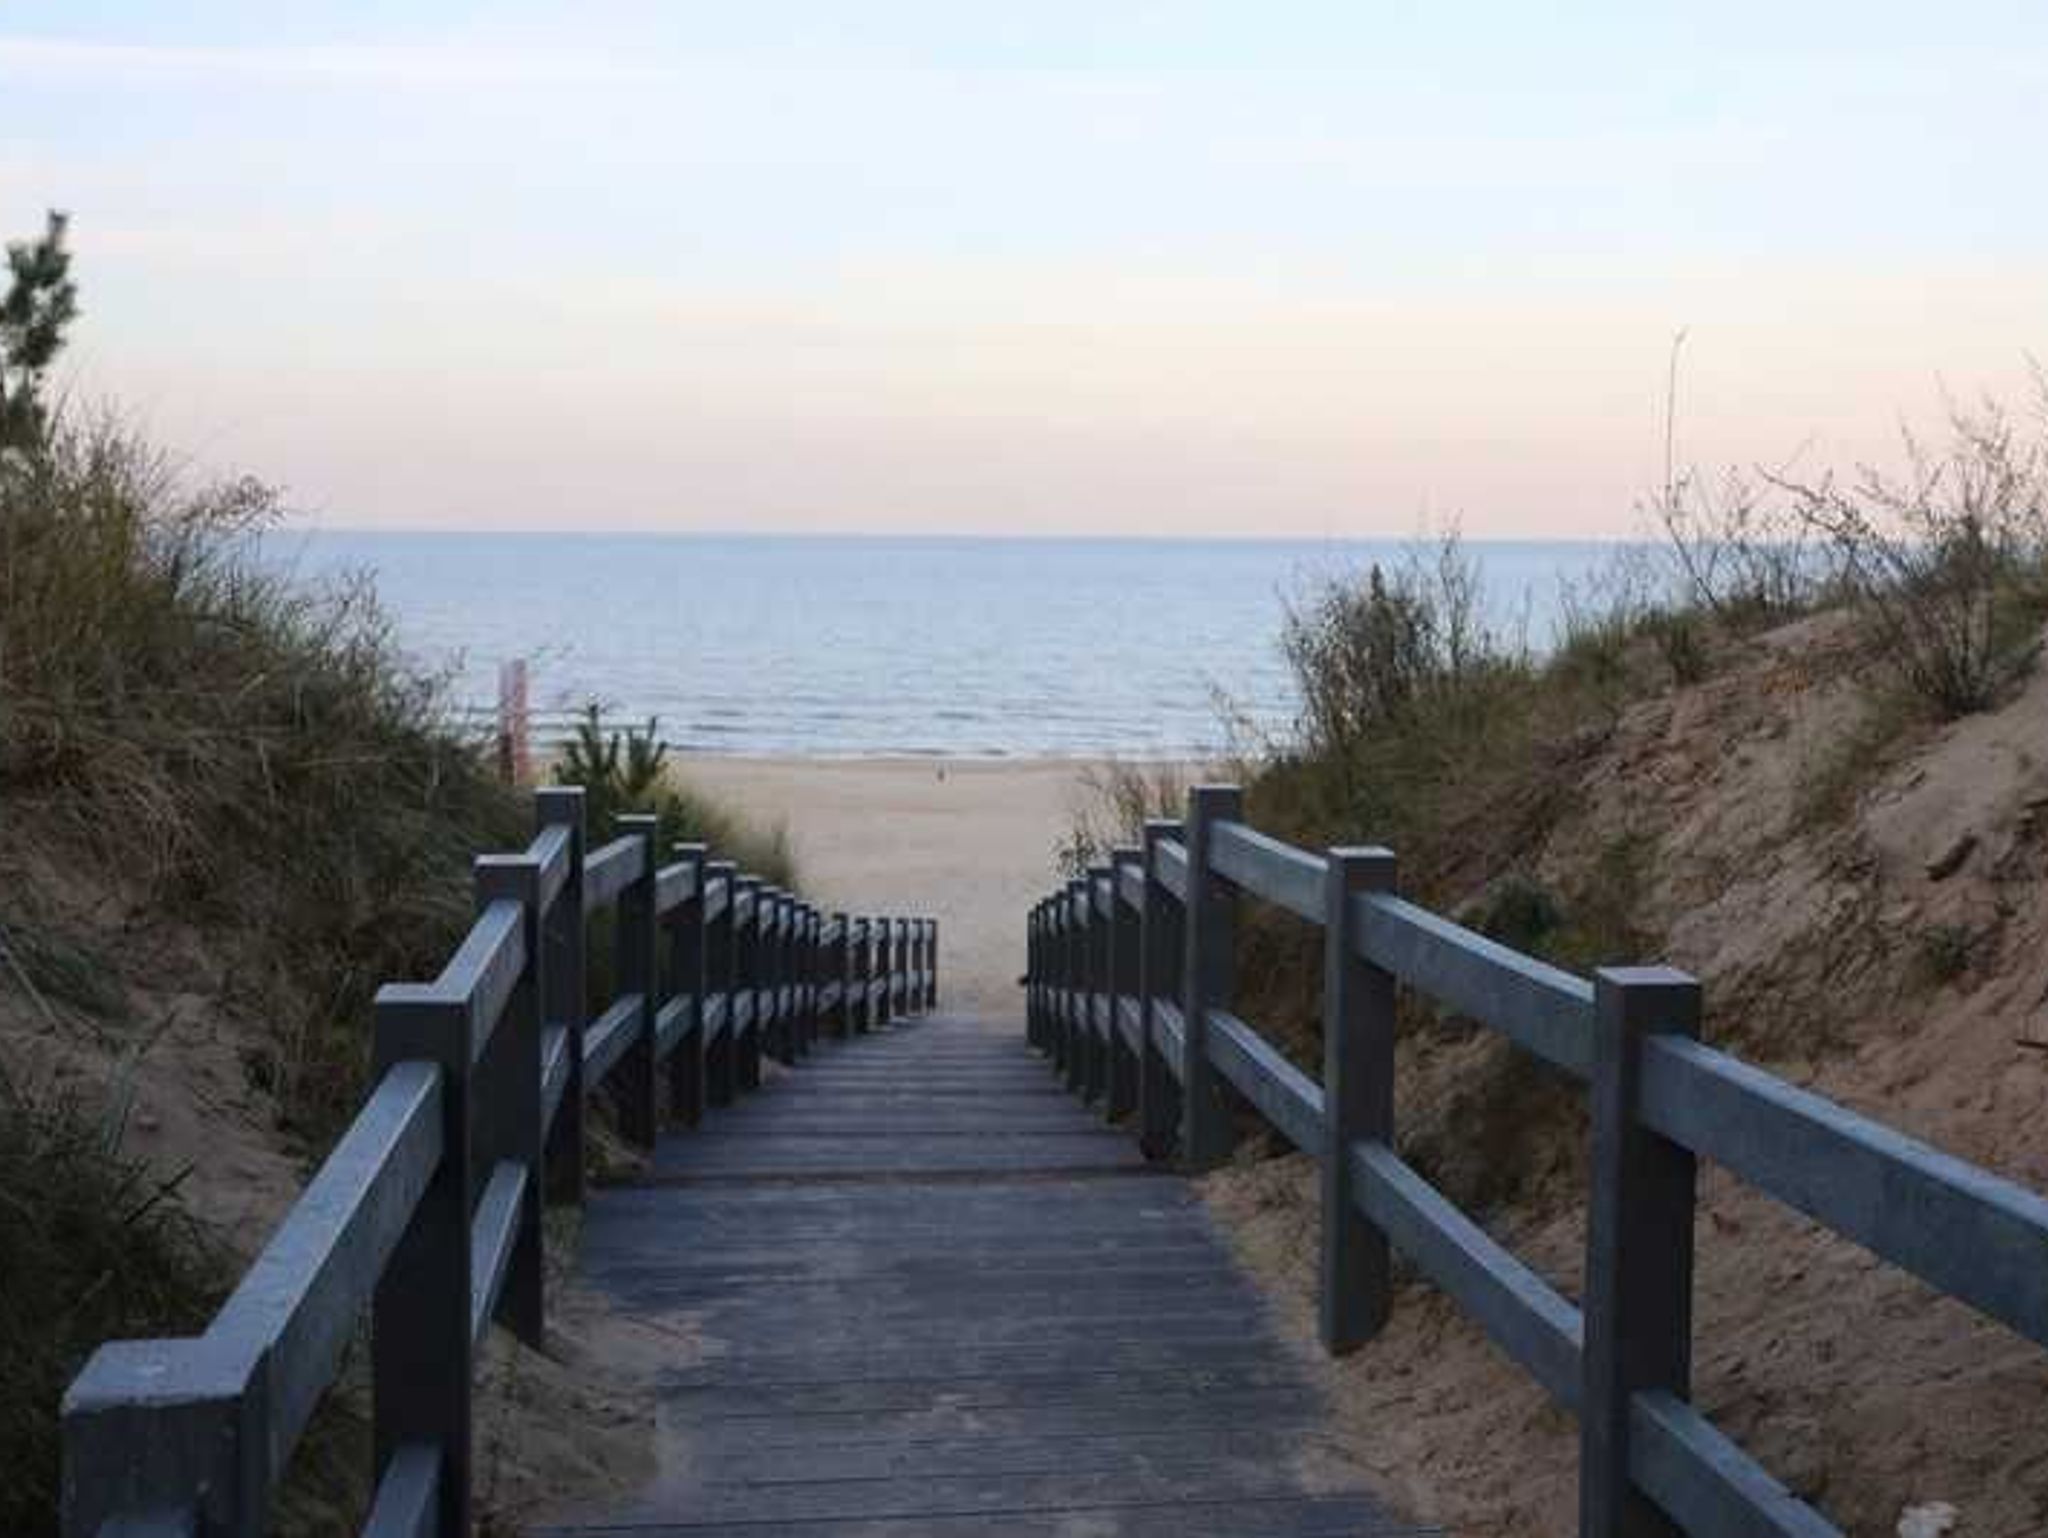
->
[63, 1063, 445, 1536]
[360, 1443, 440, 1538]
[582, 992, 642, 1088]
[1629, 1391, 1841, 1537]
[535, 787, 587, 1204]
[1152, 998, 1187, 1084]
[1348, 1140, 1583, 1408]
[1204, 1008, 1323, 1155]
[1209, 818, 1325, 923]
[369, 987, 474, 1538]
[1138, 820, 1184, 1161]
[557, 1014, 1416, 1538]
[1153, 834, 1189, 903]
[705, 860, 739, 1106]
[613, 814, 662, 1146]
[581, 833, 646, 910]
[1353, 890, 1593, 1076]
[1321, 846, 1396, 1354]
[472, 849, 545, 1345]
[1180, 786, 1241, 1169]
[1641, 1034, 2048, 1348]
[439, 899, 524, 1059]
[468, 1160, 528, 1349]
[527, 821, 574, 915]
[1583, 967, 1700, 1538]
[652, 855, 700, 916]
[1106, 851, 1141, 1120]
[665, 844, 709, 1127]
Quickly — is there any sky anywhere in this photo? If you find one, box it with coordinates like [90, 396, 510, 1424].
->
[3, 3, 2044, 536]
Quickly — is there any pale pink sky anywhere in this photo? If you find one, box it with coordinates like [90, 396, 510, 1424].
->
[5, 5, 2044, 536]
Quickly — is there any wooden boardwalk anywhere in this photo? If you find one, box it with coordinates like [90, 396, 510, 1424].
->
[536, 1013, 1424, 1538]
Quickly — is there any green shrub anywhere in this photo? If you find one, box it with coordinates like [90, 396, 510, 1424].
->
[553, 705, 796, 888]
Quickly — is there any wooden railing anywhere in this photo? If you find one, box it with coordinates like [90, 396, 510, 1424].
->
[1024, 784, 2048, 1538]
[62, 785, 936, 1538]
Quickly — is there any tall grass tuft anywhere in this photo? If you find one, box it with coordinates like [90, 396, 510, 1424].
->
[0, 415, 527, 1132]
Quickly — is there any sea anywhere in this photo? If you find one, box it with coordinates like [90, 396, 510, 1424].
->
[267, 534, 1628, 758]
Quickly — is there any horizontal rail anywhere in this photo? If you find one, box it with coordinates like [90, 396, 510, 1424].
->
[1642, 1037, 2048, 1346]
[1353, 891, 1594, 1077]
[64, 776, 936, 1538]
[1152, 998, 1187, 1082]
[529, 823, 573, 914]
[653, 859, 699, 916]
[1350, 1140, 1584, 1408]
[1153, 836, 1189, 903]
[1205, 1008, 1324, 1155]
[1630, 1391, 1839, 1538]
[1116, 861, 1145, 912]
[654, 995, 695, 1060]
[1116, 995, 1143, 1056]
[582, 993, 642, 1087]
[1208, 818, 1325, 923]
[211, 1061, 444, 1457]
[540, 1024, 569, 1132]
[582, 834, 645, 910]
[469, 1162, 528, 1350]
[360, 1444, 440, 1538]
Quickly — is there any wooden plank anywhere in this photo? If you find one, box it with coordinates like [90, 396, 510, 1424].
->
[1348, 1140, 1583, 1408]
[1352, 891, 1593, 1077]
[360, 1444, 439, 1538]
[1641, 1034, 2048, 1348]
[1203, 1008, 1324, 1155]
[582, 834, 645, 910]
[582, 993, 643, 1088]
[555, 1014, 1418, 1538]
[1208, 819, 1325, 923]
[468, 1160, 528, 1349]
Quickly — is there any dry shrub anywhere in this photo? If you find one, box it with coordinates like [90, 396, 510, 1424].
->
[1778, 396, 2048, 718]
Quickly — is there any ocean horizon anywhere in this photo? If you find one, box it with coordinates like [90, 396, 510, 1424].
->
[268, 531, 1635, 758]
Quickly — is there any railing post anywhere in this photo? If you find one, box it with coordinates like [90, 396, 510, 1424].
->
[473, 850, 546, 1345]
[1106, 849, 1141, 1121]
[876, 913, 888, 1026]
[535, 786, 587, 1205]
[765, 890, 791, 1065]
[1139, 820, 1185, 1160]
[848, 917, 867, 1033]
[1180, 785, 1242, 1169]
[1582, 967, 1702, 1538]
[615, 813, 661, 1147]
[668, 842, 709, 1128]
[734, 878, 762, 1089]
[926, 917, 939, 1010]
[1085, 866, 1113, 1105]
[808, 905, 823, 1045]
[1026, 903, 1041, 1047]
[370, 988, 474, 1538]
[1062, 879, 1087, 1095]
[705, 860, 738, 1107]
[827, 912, 847, 1038]
[1321, 846, 1397, 1354]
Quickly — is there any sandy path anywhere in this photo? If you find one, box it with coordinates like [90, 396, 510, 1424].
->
[677, 757, 1113, 1018]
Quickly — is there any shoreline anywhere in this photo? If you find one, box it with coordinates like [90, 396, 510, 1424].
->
[670, 755, 1201, 1016]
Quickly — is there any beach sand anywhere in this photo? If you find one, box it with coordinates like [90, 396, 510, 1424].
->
[677, 757, 1130, 1018]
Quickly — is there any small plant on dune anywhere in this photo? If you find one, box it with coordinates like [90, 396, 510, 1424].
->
[553, 705, 797, 887]
[1053, 759, 1190, 878]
